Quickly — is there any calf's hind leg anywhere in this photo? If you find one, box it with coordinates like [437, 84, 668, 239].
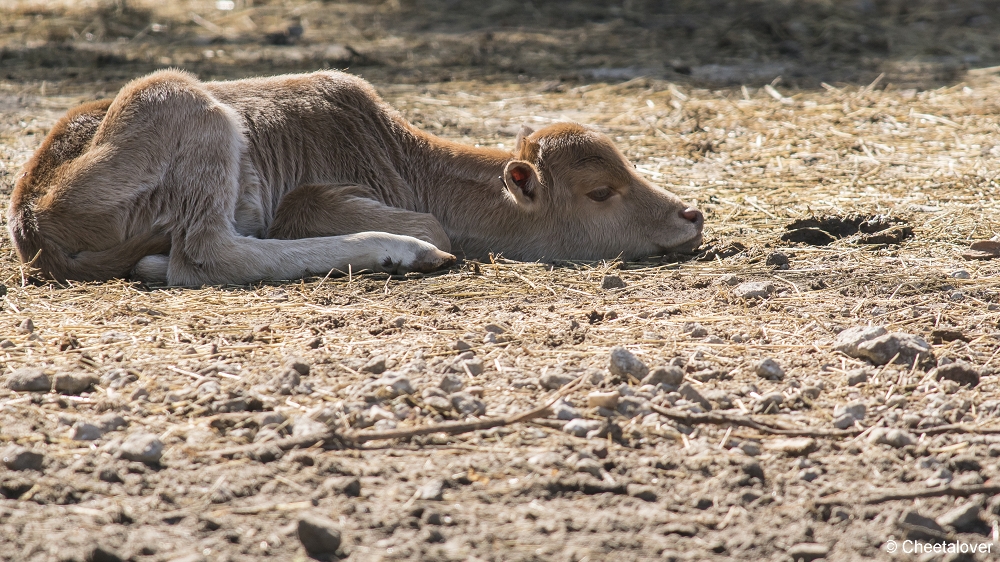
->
[269, 184, 451, 252]
[112, 71, 453, 286]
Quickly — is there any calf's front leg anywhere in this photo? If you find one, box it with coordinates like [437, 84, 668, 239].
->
[268, 183, 451, 252]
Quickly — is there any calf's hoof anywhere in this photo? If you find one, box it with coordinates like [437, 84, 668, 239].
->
[401, 247, 456, 273]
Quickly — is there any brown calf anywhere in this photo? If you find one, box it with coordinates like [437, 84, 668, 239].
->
[8, 70, 703, 285]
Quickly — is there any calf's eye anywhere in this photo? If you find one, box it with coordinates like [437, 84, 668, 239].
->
[586, 187, 614, 202]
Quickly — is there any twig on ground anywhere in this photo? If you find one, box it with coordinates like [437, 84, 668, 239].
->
[204, 373, 588, 458]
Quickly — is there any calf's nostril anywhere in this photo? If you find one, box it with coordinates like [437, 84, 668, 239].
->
[680, 208, 703, 224]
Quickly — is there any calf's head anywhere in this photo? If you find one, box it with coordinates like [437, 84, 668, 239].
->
[493, 123, 703, 261]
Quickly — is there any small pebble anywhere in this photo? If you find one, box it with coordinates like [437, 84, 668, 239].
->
[832, 414, 857, 430]
[483, 323, 506, 334]
[297, 513, 342, 555]
[678, 383, 712, 411]
[6, 368, 51, 392]
[270, 368, 300, 395]
[681, 322, 708, 338]
[98, 413, 128, 433]
[846, 369, 869, 386]
[642, 366, 684, 387]
[451, 392, 486, 416]
[284, 357, 311, 376]
[539, 371, 575, 390]
[563, 418, 602, 437]
[419, 479, 446, 501]
[734, 281, 775, 300]
[451, 340, 472, 352]
[935, 500, 982, 531]
[16, 318, 34, 334]
[53, 372, 99, 395]
[950, 270, 971, 279]
[756, 392, 783, 413]
[551, 399, 580, 420]
[361, 355, 387, 374]
[930, 360, 982, 387]
[438, 373, 465, 393]
[600, 274, 626, 290]
[608, 346, 649, 380]
[854, 332, 932, 366]
[291, 416, 328, 438]
[587, 391, 619, 410]
[833, 402, 866, 420]
[423, 396, 452, 411]
[1, 445, 44, 471]
[371, 374, 414, 397]
[738, 441, 761, 456]
[832, 326, 887, 357]
[118, 433, 164, 464]
[69, 421, 103, 441]
[717, 274, 742, 286]
[868, 427, 916, 448]
[754, 358, 784, 381]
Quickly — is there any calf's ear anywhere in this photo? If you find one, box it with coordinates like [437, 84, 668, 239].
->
[503, 160, 541, 210]
[514, 125, 536, 154]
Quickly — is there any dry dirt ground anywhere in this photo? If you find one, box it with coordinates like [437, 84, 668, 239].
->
[4, 1, 1000, 561]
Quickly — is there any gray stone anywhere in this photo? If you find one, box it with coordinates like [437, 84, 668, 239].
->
[832, 414, 858, 429]
[616, 396, 651, 418]
[718, 274, 742, 286]
[846, 369, 869, 386]
[951, 269, 971, 279]
[53, 372, 98, 395]
[424, 396, 452, 411]
[551, 399, 580, 421]
[931, 360, 982, 387]
[483, 323, 506, 334]
[438, 373, 464, 393]
[734, 281, 775, 300]
[855, 332, 932, 366]
[372, 374, 414, 397]
[936, 501, 982, 531]
[361, 355, 387, 374]
[834, 402, 866, 420]
[756, 392, 784, 413]
[284, 357, 310, 376]
[738, 441, 761, 456]
[678, 383, 711, 411]
[608, 346, 649, 380]
[601, 274, 626, 290]
[786, 543, 829, 562]
[98, 414, 128, 433]
[1, 445, 44, 471]
[575, 457, 603, 477]
[6, 368, 51, 392]
[291, 416, 328, 438]
[754, 358, 784, 380]
[868, 428, 916, 448]
[642, 366, 684, 387]
[681, 322, 709, 338]
[564, 419, 602, 437]
[118, 433, 164, 464]
[419, 479, 446, 500]
[450, 392, 486, 416]
[539, 371, 576, 390]
[297, 513, 342, 555]
[832, 326, 888, 357]
[897, 509, 947, 540]
[17, 318, 33, 334]
[69, 421, 104, 441]
[270, 368, 300, 395]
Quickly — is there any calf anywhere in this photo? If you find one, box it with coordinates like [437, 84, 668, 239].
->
[8, 70, 704, 286]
